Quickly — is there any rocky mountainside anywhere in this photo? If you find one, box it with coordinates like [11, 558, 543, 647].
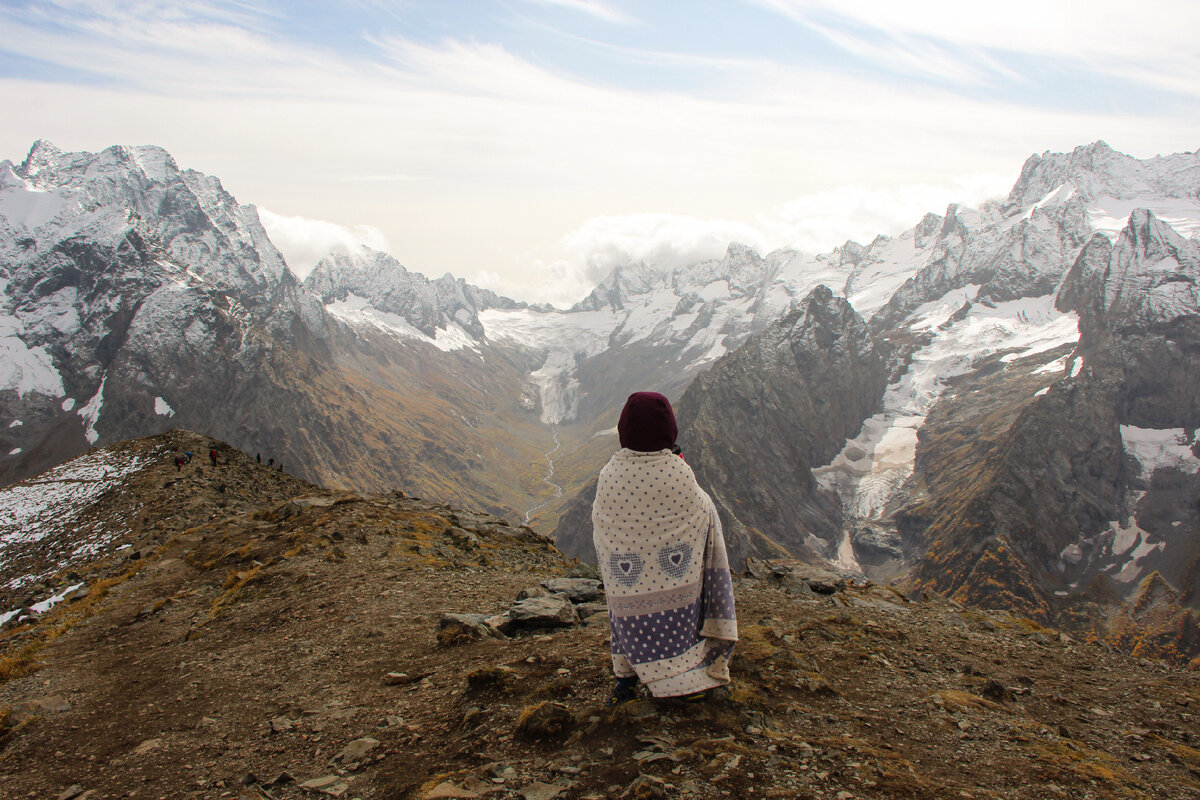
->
[0, 141, 556, 520]
[3, 138, 1198, 668]
[2, 433, 1199, 800]
[674, 286, 889, 564]
[552, 143, 1200, 664]
[303, 245, 525, 341]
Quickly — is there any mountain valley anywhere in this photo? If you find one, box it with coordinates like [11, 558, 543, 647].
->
[1, 139, 1198, 667]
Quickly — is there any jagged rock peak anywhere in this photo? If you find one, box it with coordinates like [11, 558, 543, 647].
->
[568, 262, 666, 312]
[19, 141, 181, 186]
[913, 212, 944, 248]
[1057, 208, 1199, 328]
[6, 140, 290, 292]
[303, 243, 522, 339]
[1007, 141, 1200, 207]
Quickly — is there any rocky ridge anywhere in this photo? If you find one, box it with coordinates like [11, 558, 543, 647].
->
[1, 433, 1199, 800]
[0, 141, 555, 520]
[303, 246, 525, 341]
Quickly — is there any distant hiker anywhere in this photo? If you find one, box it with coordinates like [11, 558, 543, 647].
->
[184, 451, 193, 463]
[209, 448, 218, 467]
[256, 453, 261, 463]
[267, 457, 274, 467]
[592, 391, 737, 706]
[174, 455, 184, 472]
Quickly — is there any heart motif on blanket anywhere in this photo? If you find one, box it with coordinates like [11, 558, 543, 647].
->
[608, 552, 644, 587]
[657, 543, 693, 579]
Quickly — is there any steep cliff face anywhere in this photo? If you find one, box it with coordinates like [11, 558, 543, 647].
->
[902, 206, 1200, 654]
[303, 245, 523, 341]
[0, 142, 552, 520]
[0, 141, 332, 486]
[673, 286, 889, 566]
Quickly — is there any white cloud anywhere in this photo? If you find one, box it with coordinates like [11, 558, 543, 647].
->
[527, 0, 634, 25]
[1, 2, 1196, 307]
[754, 0, 1200, 97]
[561, 213, 769, 277]
[256, 208, 390, 278]
[756, 175, 1013, 252]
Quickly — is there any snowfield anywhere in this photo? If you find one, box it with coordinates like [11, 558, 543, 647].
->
[0, 449, 147, 591]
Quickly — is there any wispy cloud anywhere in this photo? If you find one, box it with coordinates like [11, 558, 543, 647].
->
[0, 1, 1196, 304]
[752, 0, 1200, 98]
[527, 0, 635, 25]
[256, 208, 389, 278]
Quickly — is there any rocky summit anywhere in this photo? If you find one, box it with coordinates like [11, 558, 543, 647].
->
[2, 434, 1199, 799]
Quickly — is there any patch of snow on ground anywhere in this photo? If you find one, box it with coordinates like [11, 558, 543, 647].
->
[1107, 502, 1164, 585]
[481, 307, 621, 424]
[0, 314, 65, 398]
[0, 449, 148, 588]
[1034, 355, 1070, 374]
[30, 582, 84, 614]
[431, 322, 479, 353]
[0, 174, 77, 231]
[815, 294, 1081, 526]
[683, 332, 728, 371]
[61, 397, 75, 412]
[154, 396, 175, 416]
[78, 375, 106, 444]
[1120, 426, 1200, 477]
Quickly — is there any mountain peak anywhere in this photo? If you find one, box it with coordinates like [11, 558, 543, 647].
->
[1007, 141, 1200, 208]
[18, 139, 64, 179]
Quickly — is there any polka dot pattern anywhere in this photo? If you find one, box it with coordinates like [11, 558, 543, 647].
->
[591, 447, 739, 697]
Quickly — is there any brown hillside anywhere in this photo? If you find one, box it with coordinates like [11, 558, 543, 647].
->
[0, 435, 1198, 799]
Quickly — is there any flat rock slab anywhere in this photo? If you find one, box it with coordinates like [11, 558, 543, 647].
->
[334, 737, 379, 763]
[499, 595, 581, 633]
[540, 578, 603, 602]
[520, 781, 571, 800]
[422, 782, 481, 799]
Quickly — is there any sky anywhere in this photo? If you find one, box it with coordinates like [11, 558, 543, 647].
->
[0, 1, 1197, 306]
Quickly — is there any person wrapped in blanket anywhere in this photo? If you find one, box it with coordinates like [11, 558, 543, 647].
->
[592, 391, 738, 706]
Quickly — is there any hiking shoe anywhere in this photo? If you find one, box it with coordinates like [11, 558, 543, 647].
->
[606, 684, 639, 707]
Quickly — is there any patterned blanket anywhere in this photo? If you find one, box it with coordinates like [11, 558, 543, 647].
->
[592, 448, 738, 697]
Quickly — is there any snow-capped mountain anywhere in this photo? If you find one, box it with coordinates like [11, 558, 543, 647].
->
[545, 142, 1199, 662]
[0, 141, 549, 519]
[0, 140, 330, 483]
[303, 244, 525, 342]
[3, 138, 1198, 663]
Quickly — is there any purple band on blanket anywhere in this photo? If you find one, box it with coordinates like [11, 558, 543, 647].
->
[610, 568, 736, 666]
[610, 598, 702, 664]
[701, 568, 736, 620]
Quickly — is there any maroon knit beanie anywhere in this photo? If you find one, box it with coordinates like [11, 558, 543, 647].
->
[618, 392, 678, 452]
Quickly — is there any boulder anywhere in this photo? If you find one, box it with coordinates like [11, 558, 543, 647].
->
[575, 602, 607, 620]
[498, 595, 580, 634]
[437, 613, 505, 647]
[540, 578, 602, 602]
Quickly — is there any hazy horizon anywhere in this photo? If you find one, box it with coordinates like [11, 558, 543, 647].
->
[2, 1, 1197, 305]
